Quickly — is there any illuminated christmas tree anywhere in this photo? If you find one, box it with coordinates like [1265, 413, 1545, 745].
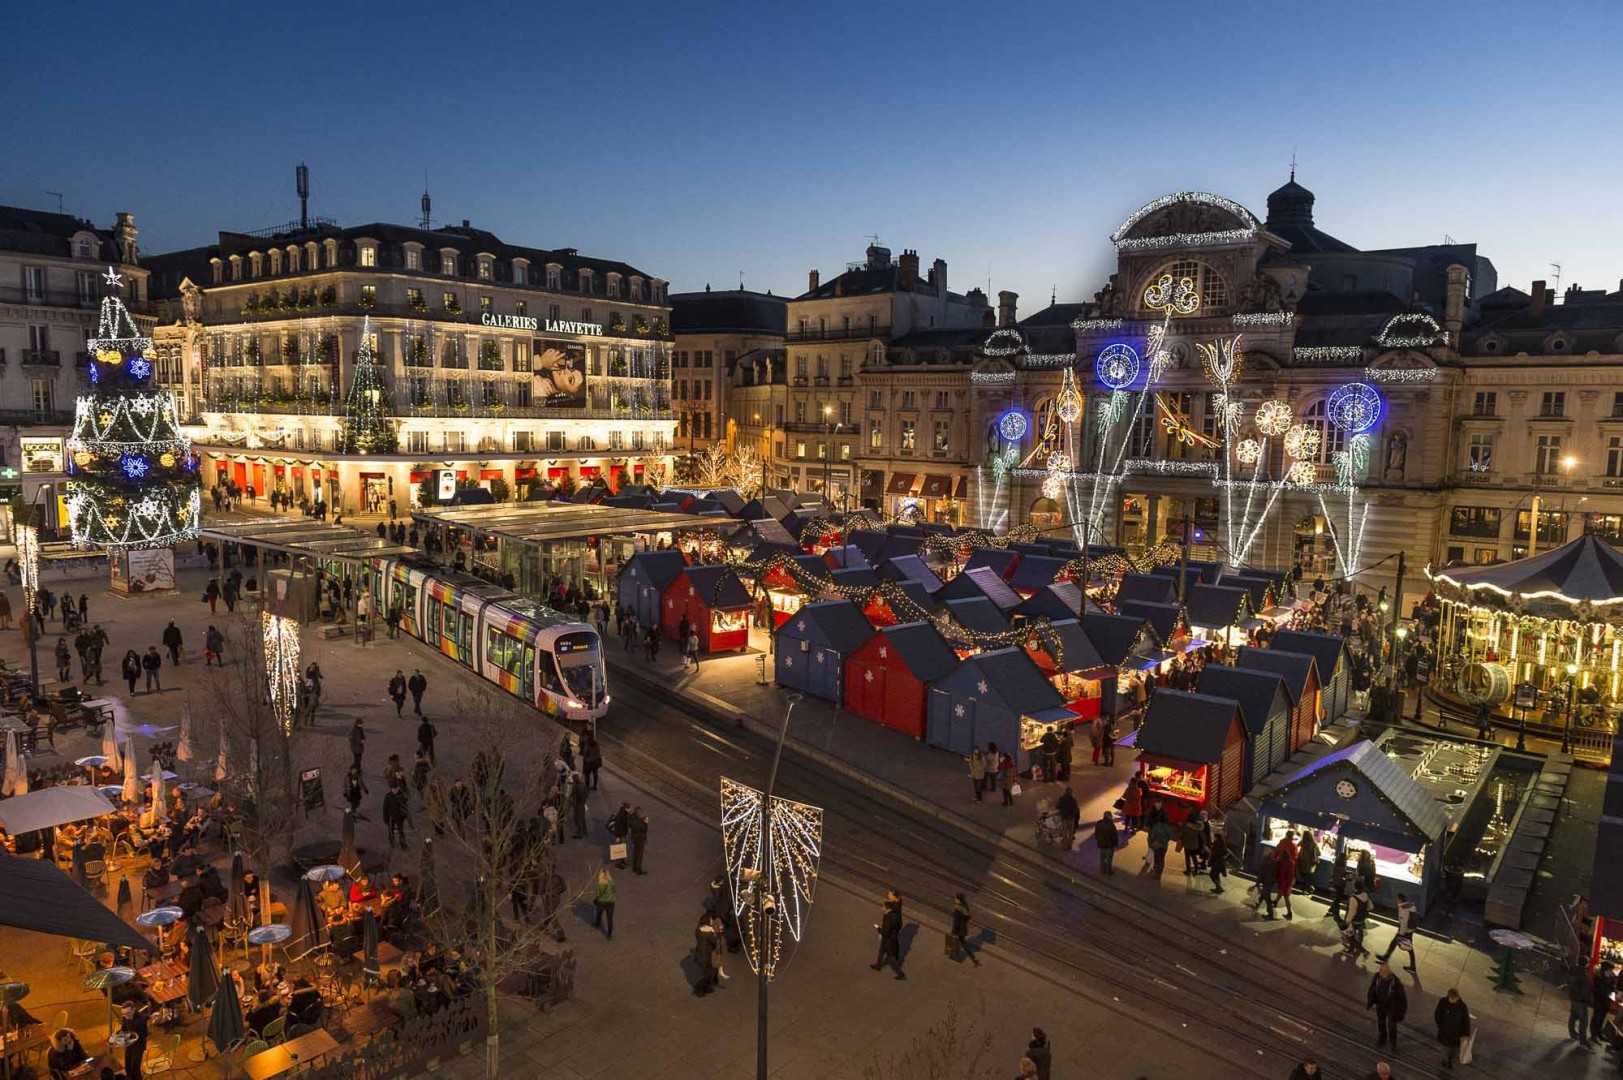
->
[340, 317, 398, 454]
[66, 268, 201, 550]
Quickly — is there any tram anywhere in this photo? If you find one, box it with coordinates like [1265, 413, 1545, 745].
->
[364, 556, 608, 722]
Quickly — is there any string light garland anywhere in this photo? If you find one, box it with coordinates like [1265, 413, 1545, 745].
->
[1375, 312, 1446, 349]
[1120, 459, 1220, 477]
[1293, 346, 1364, 364]
[980, 328, 1027, 357]
[1232, 311, 1294, 327]
[720, 776, 823, 980]
[1110, 191, 1262, 250]
[1072, 318, 1124, 332]
[1017, 353, 1084, 369]
[1364, 366, 1437, 384]
[970, 370, 1018, 384]
[262, 612, 301, 735]
[17, 525, 38, 626]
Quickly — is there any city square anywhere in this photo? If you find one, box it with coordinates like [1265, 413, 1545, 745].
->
[2, 4, 1622, 1079]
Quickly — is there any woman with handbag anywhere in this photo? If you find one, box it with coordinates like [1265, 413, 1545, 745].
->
[592, 868, 616, 940]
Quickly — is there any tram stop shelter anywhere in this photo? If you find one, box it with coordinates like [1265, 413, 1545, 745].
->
[201, 517, 420, 620]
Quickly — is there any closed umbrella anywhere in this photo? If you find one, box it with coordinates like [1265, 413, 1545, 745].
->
[361, 908, 379, 986]
[418, 835, 439, 916]
[150, 768, 168, 823]
[289, 877, 318, 955]
[339, 809, 358, 872]
[186, 924, 218, 1012]
[116, 876, 134, 923]
[121, 739, 138, 807]
[2, 731, 26, 797]
[226, 851, 245, 923]
[205, 966, 244, 1055]
[176, 701, 194, 764]
[101, 724, 122, 776]
[213, 717, 227, 785]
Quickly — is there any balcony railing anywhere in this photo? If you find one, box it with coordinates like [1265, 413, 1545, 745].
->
[0, 285, 153, 314]
[21, 350, 61, 366]
[786, 325, 889, 343]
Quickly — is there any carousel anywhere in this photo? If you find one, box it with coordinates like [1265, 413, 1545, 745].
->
[1427, 534, 1623, 760]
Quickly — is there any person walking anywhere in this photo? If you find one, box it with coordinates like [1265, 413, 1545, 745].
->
[1056, 725, 1073, 781]
[0, 590, 11, 630]
[388, 671, 407, 718]
[1055, 786, 1080, 850]
[1368, 961, 1408, 1050]
[161, 621, 183, 666]
[349, 719, 366, 769]
[693, 911, 721, 995]
[571, 771, 589, 839]
[54, 636, 71, 682]
[1024, 1029, 1052, 1080]
[1147, 816, 1173, 878]
[76, 593, 87, 622]
[1378, 894, 1418, 972]
[1095, 810, 1119, 875]
[417, 716, 437, 763]
[1591, 961, 1617, 1044]
[968, 746, 987, 801]
[222, 575, 239, 613]
[946, 892, 979, 965]
[870, 890, 905, 979]
[344, 765, 369, 818]
[1121, 778, 1143, 834]
[627, 806, 649, 874]
[204, 625, 224, 666]
[1434, 987, 1471, 1070]
[141, 645, 163, 692]
[1207, 830, 1228, 893]
[1287, 1054, 1321, 1080]
[117, 1000, 149, 1080]
[407, 669, 427, 715]
[1568, 962, 1594, 1048]
[581, 732, 602, 791]
[592, 868, 616, 940]
[1265, 834, 1298, 920]
[382, 786, 410, 849]
[683, 630, 699, 673]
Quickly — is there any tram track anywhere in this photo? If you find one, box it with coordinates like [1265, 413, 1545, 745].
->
[598, 668, 1521, 1080]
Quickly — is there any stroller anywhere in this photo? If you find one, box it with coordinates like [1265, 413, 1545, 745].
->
[1036, 800, 1069, 847]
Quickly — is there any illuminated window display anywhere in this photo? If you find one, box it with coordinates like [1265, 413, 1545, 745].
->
[1143, 761, 1207, 803]
[711, 608, 748, 635]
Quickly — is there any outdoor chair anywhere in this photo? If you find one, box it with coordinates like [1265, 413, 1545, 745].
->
[143, 1034, 180, 1074]
[82, 859, 107, 893]
[69, 939, 98, 974]
[261, 1015, 288, 1046]
[239, 1039, 270, 1063]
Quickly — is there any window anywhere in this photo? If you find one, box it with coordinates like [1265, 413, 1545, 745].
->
[408, 430, 429, 453]
[900, 420, 916, 451]
[840, 443, 851, 460]
[581, 307, 592, 323]
[405, 248, 421, 270]
[817, 442, 828, 460]
[1535, 434, 1564, 475]
[441, 253, 457, 275]
[477, 259, 492, 280]
[901, 390, 917, 409]
[480, 296, 493, 314]
[485, 629, 533, 698]
[406, 287, 423, 307]
[1467, 433, 1494, 473]
[1303, 399, 1346, 464]
[515, 301, 528, 318]
[1471, 391, 1496, 417]
[24, 266, 44, 302]
[795, 401, 806, 424]
[837, 399, 848, 423]
[514, 341, 531, 373]
[1608, 437, 1623, 478]
[1449, 506, 1501, 539]
[678, 380, 688, 400]
[31, 379, 52, 416]
[840, 357, 853, 379]
[359, 246, 376, 268]
[443, 291, 458, 310]
[1514, 509, 1568, 543]
[27, 324, 50, 353]
[607, 276, 621, 298]
[444, 431, 466, 454]
[77, 271, 95, 305]
[933, 419, 950, 453]
[815, 356, 828, 379]
[360, 285, 376, 306]
[935, 391, 950, 410]
[869, 390, 883, 409]
[774, 404, 784, 426]
[1540, 391, 1566, 417]
[1613, 392, 1623, 419]
[794, 356, 808, 380]
[703, 381, 713, 401]
[75, 238, 92, 258]
[868, 421, 883, 450]
[796, 440, 807, 458]
[1145, 258, 1228, 314]
[546, 266, 561, 290]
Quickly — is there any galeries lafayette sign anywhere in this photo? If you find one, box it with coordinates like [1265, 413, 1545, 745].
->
[480, 312, 603, 337]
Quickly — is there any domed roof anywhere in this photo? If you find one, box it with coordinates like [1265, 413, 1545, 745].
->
[1266, 175, 1316, 229]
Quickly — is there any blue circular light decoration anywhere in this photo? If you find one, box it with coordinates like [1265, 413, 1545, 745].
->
[119, 454, 150, 479]
[128, 357, 153, 380]
[1327, 382, 1383, 434]
[1095, 343, 1141, 390]
[998, 410, 1029, 443]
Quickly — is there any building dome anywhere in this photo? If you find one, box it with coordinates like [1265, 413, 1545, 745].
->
[1266, 175, 1316, 230]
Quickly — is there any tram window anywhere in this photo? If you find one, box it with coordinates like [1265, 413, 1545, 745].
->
[441, 602, 456, 640]
[426, 599, 439, 638]
[403, 583, 417, 618]
[458, 613, 474, 662]
[485, 629, 533, 694]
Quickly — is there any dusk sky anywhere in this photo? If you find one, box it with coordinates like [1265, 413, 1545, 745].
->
[5, 0, 1620, 311]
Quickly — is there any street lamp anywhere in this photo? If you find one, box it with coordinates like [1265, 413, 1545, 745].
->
[821, 405, 834, 512]
[1394, 625, 1411, 721]
[1563, 661, 1579, 754]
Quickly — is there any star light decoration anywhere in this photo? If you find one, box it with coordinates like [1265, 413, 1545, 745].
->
[720, 776, 823, 980]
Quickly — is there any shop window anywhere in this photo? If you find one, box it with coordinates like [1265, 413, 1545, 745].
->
[1513, 509, 1567, 543]
[1448, 506, 1500, 539]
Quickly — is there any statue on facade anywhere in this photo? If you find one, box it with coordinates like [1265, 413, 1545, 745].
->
[1385, 432, 1407, 477]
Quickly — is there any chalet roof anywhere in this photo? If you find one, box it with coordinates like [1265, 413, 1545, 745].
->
[1136, 690, 1243, 764]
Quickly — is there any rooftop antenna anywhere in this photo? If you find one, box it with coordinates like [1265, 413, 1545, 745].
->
[420, 175, 432, 230]
[1051, 284, 1057, 306]
[296, 163, 310, 230]
[1289, 147, 1297, 182]
[40, 190, 64, 214]
[864, 233, 881, 247]
[1550, 262, 1563, 299]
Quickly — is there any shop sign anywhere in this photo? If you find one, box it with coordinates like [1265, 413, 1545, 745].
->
[543, 318, 602, 337]
[480, 312, 539, 332]
[20, 438, 63, 473]
[1514, 683, 1536, 710]
[436, 469, 456, 501]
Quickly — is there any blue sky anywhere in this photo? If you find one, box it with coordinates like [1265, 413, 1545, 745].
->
[4, 0, 1620, 312]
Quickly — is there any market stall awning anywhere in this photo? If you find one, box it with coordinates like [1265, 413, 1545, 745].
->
[919, 474, 952, 499]
[1136, 690, 1242, 764]
[886, 473, 918, 496]
[0, 786, 116, 834]
[1428, 534, 1623, 611]
[0, 853, 153, 952]
[953, 476, 968, 499]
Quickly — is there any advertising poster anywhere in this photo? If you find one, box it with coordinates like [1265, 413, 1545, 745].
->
[533, 340, 587, 408]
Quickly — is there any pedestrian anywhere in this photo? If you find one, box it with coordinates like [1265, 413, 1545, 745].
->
[412, 752, 430, 803]
[344, 765, 369, 817]
[0, 590, 11, 630]
[1265, 833, 1298, 920]
[349, 719, 366, 769]
[1100, 718, 1116, 766]
[388, 671, 407, 718]
[1179, 814, 1206, 876]
[1095, 810, 1119, 875]
[1056, 725, 1073, 781]
[1146, 816, 1172, 878]
[1055, 786, 1080, 849]
[1089, 717, 1103, 765]
[382, 787, 410, 848]
[1568, 963, 1594, 1048]
[1038, 726, 1059, 780]
[407, 669, 427, 715]
[1207, 829, 1228, 893]
[77, 594, 87, 622]
[592, 868, 616, 939]
[1592, 961, 1617, 1044]
[415, 716, 437, 763]
[1286, 1054, 1321, 1080]
[998, 752, 1015, 807]
[1342, 884, 1373, 959]
[1326, 854, 1351, 925]
[1121, 779, 1142, 833]
[968, 746, 987, 801]
[609, 802, 631, 868]
[117, 1000, 148, 1080]
[204, 625, 224, 666]
[1296, 828, 1319, 895]
[141, 645, 163, 692]
[571, 772, 588, 838]
[870, 890, 905, 979]
[628, 806, 649, 874]
[1368, 961, 1408, 1050]
[54, 636, 71, 682]
[693, 911, 721, 995]
[946, 892, 979, 965]
[1378, 894, 1418, 972]
[161, 620, 183, 665]
[581, 731, 602, 790]
[1434, 987, 1471, 1070]
[983, 742, 999, 801]
[222, 576, 238, 613]
[1024, 1029, 1052, 1080]
[304, 661, 324, 710]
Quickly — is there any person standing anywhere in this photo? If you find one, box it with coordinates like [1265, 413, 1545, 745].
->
[1056, 725, 1073, 782]
[0, 590, 11, 630]
[628, 806, 649, 874]
[349, 719, 366, 769]
[388, 671, 407, 718]
[968, 746, 987, 801]
[1146, 816, 1172, 878]
[1055, 786, 1080, 849]
[1024, 1029, 1052, 1080]
[870, 890, 905, 979]
[998, 752, 1015, 807]
[1591, 961, 1617, 1044]
[1368, 961, 1408, 1050]
[1567, 963, 1594, 1048]
[407, 669, 428, 715]
[1121, 779, 1142, 834]
[1095, 810, 1119, 875]
[1296, 829, 1319, 896]
[1287, 1054, 1321, 1080]
[1434, 987, 1471, 1070]
[1207, 830, 1228, 894]
[592, 868, 616, 939]
[571, 772, 589, 839]
[1326, 853, 1350, 925]
[693, 912, 721, 995]
[382, 787, 409, 849]
[1378, 894, 1418, 972]
[581, 732, 602, 791]
[415, 716, 437, 764]
[77, 593, 87, 622]
[161, 621, 183, 665]
[118, 1001, 149, 1080]
[141, 645, 163, 692]
[54, 636, 71, 682]
[1100, 719, 1116, 766]
[946, 892, 979, 965]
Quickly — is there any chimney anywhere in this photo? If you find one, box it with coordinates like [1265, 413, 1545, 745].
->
[898, 249, 919, 289]
[1530, 279, 1548, 318]
[998, 290, 1019, 328]
[1443, 265, 1468, 339]
[981, 308, 996, 327]
[931, 258, 947, 297]
[808, 269, 820, 293]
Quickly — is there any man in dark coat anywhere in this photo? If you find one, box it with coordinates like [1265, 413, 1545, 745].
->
[161, 621, 183, 665]
[1367, 961, 1408, 1049]
[349, 719, 366, 768]
[1591, 961, 1617, 1044]
[1434, 987, 1471, 1069]
[382, 787, 409, 849]
[570, 772, 589, 839]
[417, 717, 437, 762]
[388, 671, 407, 717]
[1055, 787, 1080, 849]
[1095, 811, 1119, 875]
[870, 890, 905, 979]
[407, 669, 428, 715]
[627, 807, 649, 874]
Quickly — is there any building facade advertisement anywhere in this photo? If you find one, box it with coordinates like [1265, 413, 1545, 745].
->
[534, 340, 587, 408]
[19, 438, 64, 474]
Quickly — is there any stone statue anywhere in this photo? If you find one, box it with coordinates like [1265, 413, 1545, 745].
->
[1385, 432, 1407, 476]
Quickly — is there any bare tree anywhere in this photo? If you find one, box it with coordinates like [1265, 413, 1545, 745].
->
[862, 1003, 1002, 1080]
[420, 688, 588, 1080]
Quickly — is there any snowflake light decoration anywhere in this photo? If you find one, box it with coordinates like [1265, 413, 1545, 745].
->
[1046, 450, 1072, 472]
[127, 357, 153, 380]
[1284, 424, 1321, 460]
[1255, 400, 1293, 436]
[1042, 473, 1064, 500]
[1235, 438, 1262, 466]
[1094, 343, 1141, 391]
[997, 410, 1028, 442]
[119, 454, 149, 479]
[720, 776, 823, 980]
[1327, 382, 1384, 434]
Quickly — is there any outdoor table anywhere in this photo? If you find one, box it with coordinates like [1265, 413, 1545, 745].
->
[243, 1028, 339, 1080]
[1, 1028, 50, 1074]
[145, 882, 183, 906]
[0, 716, 30, 735]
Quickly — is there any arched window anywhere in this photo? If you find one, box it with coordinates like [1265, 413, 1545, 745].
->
[1302, 399, 1346, 464]
[1142, 258, 1229, 315]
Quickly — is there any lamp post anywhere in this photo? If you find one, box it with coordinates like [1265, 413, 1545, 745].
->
[821, 405, 834, 512]
[1395, 625, 1412, 722]
[1563, 661, 1579, 754]
[1379, 598, 1392, 687]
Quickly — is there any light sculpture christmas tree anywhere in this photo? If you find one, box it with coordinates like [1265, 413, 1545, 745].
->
[66, 268, 201, 550]
[340, 317, 398, 454]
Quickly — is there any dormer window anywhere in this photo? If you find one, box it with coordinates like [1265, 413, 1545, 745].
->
[248, 253, 263, 278]
[268, 250, 282, 275]
[579, 269, 594, 294]
[607, 274, 621, 299]
[210, 258, 224, 285]
[441, 251, 458, 275]
[322, 239, 339, 269]
[404, 246, 421, 271]
[73, 233, 97, 259]
[358, 243, 377, 268]
[629, 276, 643, 302]
[228, 255, 243, 281]
[477, 258, 492, 281]
[286, 246, 300, 273]
[546, 264, 561, 290]
[305, 242, 319, 270]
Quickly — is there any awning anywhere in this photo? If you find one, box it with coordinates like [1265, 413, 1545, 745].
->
[953, 476, 968, 499]
[887, 473, 917, 496]
[920, 474, 951, 498]
[0, 786, 116, 834]
[0, 853, 153, 952]
[1137, 751, 1209, 771]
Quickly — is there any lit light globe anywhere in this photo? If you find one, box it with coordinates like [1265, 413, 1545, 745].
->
[1095, 343, 1141, 391]
[159, 452, 176, 468]
[1041, 473, 1064, 499]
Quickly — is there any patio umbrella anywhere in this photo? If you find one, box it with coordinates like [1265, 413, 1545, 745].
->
[121, 739, 138, 807]
[213, 717, 227, 785]
[226, 852, 245, 923]
[176, 701, 194, 764]
[186, 924, 219, 1012]
[150, 768, 168, 823]
[361, 908, 380, 986]
[205, 966, 244, 1055]
[289, 877, 318, 954]
[115, 876, 134, 923]
[101, 723, 122, 775]
[339, 808, 358, 872]
[2, 731, 26, 797]
[418, 835, 439, 916]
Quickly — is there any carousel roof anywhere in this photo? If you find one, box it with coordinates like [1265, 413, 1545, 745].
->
[1429, 534, 1623, 612]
